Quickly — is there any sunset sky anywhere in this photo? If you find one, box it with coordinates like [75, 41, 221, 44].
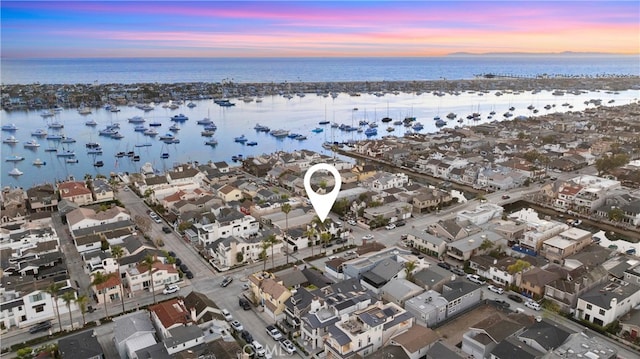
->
[1, 1, 638, 58]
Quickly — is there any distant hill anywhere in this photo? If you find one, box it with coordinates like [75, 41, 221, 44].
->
[446, 51, 626, 56]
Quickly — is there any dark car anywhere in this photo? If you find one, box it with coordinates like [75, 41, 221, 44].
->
[29, 321, 52, 334]
[508, 294, 524, 303]
[321, 242, 334, 248]
[240, 330, 253, 343]
[180, 264, 189, 272]
[168, 251, 176, 257]
[335, 238, 347, 244]
[175, 258, 182, 266]
[492, 299, 511, 309]
[239, 298, 251, 310]
[395, 221, 406, 227]
[221, 276, 233, 287]
[162, 226, 172, 233]
[501, 195, 511, 199]
[184, 270, 194, 279]
[437, 262, 451, 270]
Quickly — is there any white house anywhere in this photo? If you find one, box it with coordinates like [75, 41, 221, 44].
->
[195, 208, 259, 246]
[66, 206, 130, 232]
[575, 280, 640, 327]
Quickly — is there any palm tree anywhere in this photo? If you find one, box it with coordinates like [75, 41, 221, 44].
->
[404, 261, 417, 282]
[142, 255, 158, 304]
[281, 203, 292, 265]
[111, 245, 126, 313]
[61, 291, 76, 330]
[91, 271, 113, 319]
[304, 227, 317, 257]
[320, 232, 332, 254]
[44, 282, 63, 332]
[260, 239, 271, 272]
[75, 294, 89, 326]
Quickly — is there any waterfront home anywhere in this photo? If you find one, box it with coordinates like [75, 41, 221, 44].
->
[58, 181, 93, 206]
[540, 227, 593, 263]
[91, 178, 115, 203]
[26, 184, 58, 212]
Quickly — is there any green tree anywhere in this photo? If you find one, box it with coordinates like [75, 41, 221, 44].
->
[608, 208, 625, 222]
[331, 198, 349, 216]
[16, 347, 34, 359]
[61, 291, 76, 330]
[178, 221, 191, 232]
[281, 203, 292, 265]
[266, 234, 279, 270]
[260, 239, 271, 272]
[304, 227, 317, 257]
[142, 255, 158, 304]
[507, 259, 531, 274]
[111, 245, 126, 313]
[404, 261, 417, 282]
[44, 282, 63, 333]
[75, 294, 89, 326]
[91, 272, 113, 319]
[479, 239, 494, 251]
[320, 232, 332, 254]
[143, 188, 154, 198]
[236, 252, 244, 264]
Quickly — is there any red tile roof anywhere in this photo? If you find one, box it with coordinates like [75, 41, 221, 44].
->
[149, 298, 193, 328]
[94, 273, 121, 291]
[58, 181, 91, 198]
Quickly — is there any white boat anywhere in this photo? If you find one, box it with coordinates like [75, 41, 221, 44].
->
[31, 129, 48, 137]
[33, 158, 46, 166]
[78, 107, 92, 115]
[1, 124, 18, 131]
[3, 136, 19, 144]
[8, 168, 23, 176]
[24, 139, 40, 148]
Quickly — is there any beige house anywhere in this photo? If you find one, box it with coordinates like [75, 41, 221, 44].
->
[58, 181, 93, 206]
[126, 261, 179, 294]
[247, 271, 291, 321]
[92, 272, 124, 304]
[540, 227, 592, 263]
[216, 184, 243, 203]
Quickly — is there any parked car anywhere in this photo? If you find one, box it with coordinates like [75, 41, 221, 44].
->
[240, 330, 253, 343]
[266, 325, 283, 341]
[239, 298, 251, 310]
[466, 274, 486, 285]
[279, 338, 296, 354]
[184, 270, 194, 279]
[29, 321, 52, 334]
[437, 262, 451, 270]
[395, 221, 406, 227]
[230, 320, 243, 331]
[492, 299, 510, 309]
[335, 238, 347, 244]
[525, 300, 542, 311]
[174, 258, 182, 266]
[362, 234, 374, 240]
[501, 195, 510, 199]
[488, 285, 504, 294]
[385, 223, 396, 230]
[222, 309, 233, 321]
[508, 294, 524, 303]
[221, 276, 233, 287]
[180, 264, 189, 272]
[168, 251, 176, 257]
[251, 341, 266, 357]
[162, 284, 180, 295]
[162, 226, 172, 233]
[348, 219, 357, 226]
[450, 267, 466, 276]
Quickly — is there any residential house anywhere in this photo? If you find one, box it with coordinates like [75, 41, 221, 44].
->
[516, 318, 574, 354]
[92, 178, 115, 203]
[405, 229, 447, 258]
[247, 271, 292, 321]
[183, 291, 224, 325]
[126, 261, 179, 295]
[456, 203, 504, 226]
[545, 265, 609, 312]
[215, 184, 243, 203]
[446, 231, 507, 262]
[323, 301, 414, 358]
[412, 267, 453, 292]
[149, 298, 196, 340]
[360, 258, 405, 294]
[58, 181, 93, 206]
[380, 279, 424, 306]
[92, 272, 123, 305]
[519, 267, 561, 299]
[404, 290, 449, 327]
[428, 218, 473, 241]
[546, 331, 617, 359]
[66, 206, 130, 232]
[462, 313, 527, 359]
[195, 207, 259, 247]
[412, 189, 453, 213]
[114, 311, 157, 359]
[389, 325, 441, 359]
[575, 280, 640, 327]
[540, 227, 593, 263]
[58, 329, 105, 359]
[470, 255, 536, 287]
[26, 184, 58, 212]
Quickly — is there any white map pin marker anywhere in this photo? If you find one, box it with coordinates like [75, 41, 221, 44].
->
[304, 163, 342, 223]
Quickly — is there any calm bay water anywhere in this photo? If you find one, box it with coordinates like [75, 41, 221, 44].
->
[1, 89, 637, 187]
[1, 56, 639, 187]
[2, 56, 638, 84]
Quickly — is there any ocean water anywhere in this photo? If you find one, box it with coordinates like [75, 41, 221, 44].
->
[1, 88, 637, 187]
[2, 55, 638, 84]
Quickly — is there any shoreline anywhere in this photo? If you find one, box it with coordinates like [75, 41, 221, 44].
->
[2, 76, 639, 111]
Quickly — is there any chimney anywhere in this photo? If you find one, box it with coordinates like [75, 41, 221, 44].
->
[493, 259, 498, 265]
[310, 296, 321, 314]
[190, 307, 197, 322]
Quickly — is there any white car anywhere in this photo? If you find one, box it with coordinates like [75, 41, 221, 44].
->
[347, 219, 357, 226]
[162, 284, 179, 295]
[266, 325, 283, 341]
[525, 300, 542, 311]
[221, 309, 233, 322]
[362, 234, 374, 240]
[279, 339, 296, 354]
[466, 274, 486, 285]
[487, 285, 504, 294]
[230, 320, 243, 331]
[385, 223, 396, 230]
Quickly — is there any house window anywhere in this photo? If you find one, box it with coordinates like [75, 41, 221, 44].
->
[586, 304, 592, 310]
[599, 309, 605, 315]
[30, 293, 44, 302]
[34, 304, 45, 313]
